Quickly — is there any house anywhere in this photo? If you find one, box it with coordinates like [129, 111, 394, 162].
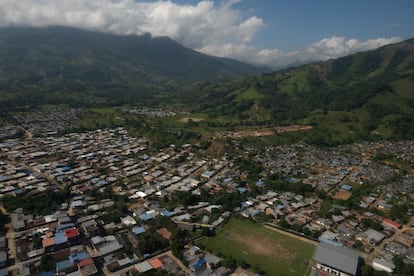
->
[135, 261, 153, 273]
[64, 228, 80, 242]
[356, 229, 385, 245]
[132, 226, 146, 236]
[157, 228, 172, 240]
[77, 258, 98, 276]
[313, 242, 360, 276]
[0, 251, 7, 269]
[204, 254, 221, 269]
[149, 258, 163, 270]
[80, 220, 100, 237]
[382, 218, 402, 230]
[91, 235, 123, 257]
[201, 171, 214, 179]
[106, 256, 138, 272]
[121, 215, 137, 226]
[192, 258, 207, 274]
[10, 212, 27, 231]
[372, 258, 395, 274]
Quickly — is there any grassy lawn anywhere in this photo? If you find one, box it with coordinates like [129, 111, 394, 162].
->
[197, 218, 316, 276]
[236, 86, 263, 101]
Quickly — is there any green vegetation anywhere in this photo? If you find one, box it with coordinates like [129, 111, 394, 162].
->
[138, 231, 169, 255]
[197, 218, 315, 276]
[0, 211, 9, 233]
[0, 26, 264, 110]
[185, 38, 414, 144]
[1, 189, 69, 215]
[1, 28, 414, 147]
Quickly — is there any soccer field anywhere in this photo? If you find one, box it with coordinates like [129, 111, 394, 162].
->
[197, 218, 316, 276]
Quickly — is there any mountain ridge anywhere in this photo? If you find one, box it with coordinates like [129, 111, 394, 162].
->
[0, 26, 267, 107]
[187, 37, 414, 143]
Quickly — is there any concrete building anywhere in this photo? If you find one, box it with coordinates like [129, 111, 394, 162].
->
[372, 258, 395, 274]
[314, 242, 360, 276]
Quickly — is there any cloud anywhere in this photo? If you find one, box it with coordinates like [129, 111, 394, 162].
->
[0, 0, 401, 68]
[0, 0, 262, 49]
[201, 36, 402, 68]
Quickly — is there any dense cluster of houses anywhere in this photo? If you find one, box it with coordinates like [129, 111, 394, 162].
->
[252, 142, 404, 192]
[122, 107, 181, 117]
[12, 108, 81, 137]
[0, 127, 413, 275]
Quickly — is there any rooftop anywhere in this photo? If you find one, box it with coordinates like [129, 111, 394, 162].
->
[314, 242, 360, 275]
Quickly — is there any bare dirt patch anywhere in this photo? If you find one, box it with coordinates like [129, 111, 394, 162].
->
[223, 231, 296, 262]
[179, 117, 204, 123]
[332, 190, 352, 200]
[220, 125, 313, 138]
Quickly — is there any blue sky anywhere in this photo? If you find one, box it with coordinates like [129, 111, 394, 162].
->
[238, 0, 414, 49]
[1, 0, 412, 67]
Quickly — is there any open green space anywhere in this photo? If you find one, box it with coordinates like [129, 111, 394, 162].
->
[197, 218, 316, 276]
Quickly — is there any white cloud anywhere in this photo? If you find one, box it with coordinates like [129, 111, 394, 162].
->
[0, 0, 402, 68]
[0, 0, 262, 49]
[201, 36, 402, 68]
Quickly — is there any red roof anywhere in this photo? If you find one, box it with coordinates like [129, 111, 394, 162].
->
[64, 228, 80, 239]
[149, 258, 163, 269]
[78, 258, 94, 268]
[42, 237, 56, 248]
[383, 218, 402, 229]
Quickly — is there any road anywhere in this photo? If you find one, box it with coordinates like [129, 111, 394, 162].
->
[103, 250, 195, 276]
[1, 204, 16, 275]
[264, 224, 319, 246]
[329, 144, 379, 196]
[366, 215, 414, 264]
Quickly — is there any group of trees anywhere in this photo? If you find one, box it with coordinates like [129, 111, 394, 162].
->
[1, 188, 70, 215]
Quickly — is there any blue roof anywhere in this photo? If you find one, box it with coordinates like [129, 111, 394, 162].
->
[98, 180, 108, 185]
[223, 177, 232, 183]
[21, 169, 32, 175]
[54, 232, 67, 244]
[0, 176, 8, 181]
[241, 202, 250, 208]
[202, 171, 213, 177]
[139, 213, 153, 221]
[57, 223, 75, 231]
[132, 226, 146, 235]
[56, 260, 72, 271]
[61, 166, 72, 172]
[12, 189, 23, 195]
[319, 237, 344, 248]
[193, 258, 206, 269]
[39, 272, 53, 276]
[341, 184, 352, 191]
[238, 187, 247, 193]
[69, 252, 90, 263]
[160, 210, 172, 217]
[255, 180, 265, 187]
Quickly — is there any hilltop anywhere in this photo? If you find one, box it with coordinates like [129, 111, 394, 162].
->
[0, 26, 266, 108]
[188, 38, 414, 143]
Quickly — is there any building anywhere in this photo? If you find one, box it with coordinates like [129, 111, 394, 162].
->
[372, 258, 395, 274]
[314, 242, 360, 276]
[382, 218, 402, 230]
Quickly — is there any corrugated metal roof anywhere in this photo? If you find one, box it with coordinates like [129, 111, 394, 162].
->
[314, 242, 359, 275]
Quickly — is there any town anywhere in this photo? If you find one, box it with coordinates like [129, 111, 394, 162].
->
[0, 117, 414, 275]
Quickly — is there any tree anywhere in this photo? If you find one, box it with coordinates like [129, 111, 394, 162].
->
[222, 255, 237, 270]
[39, 254, 55, 272]
[139, 232, 169, 255]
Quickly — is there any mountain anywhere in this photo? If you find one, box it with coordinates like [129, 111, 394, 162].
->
[0, 26, 266, 107]
[190, 38, 414, 143]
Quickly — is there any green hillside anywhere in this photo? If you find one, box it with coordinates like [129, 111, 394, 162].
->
[188, 38, 414, 144]
[0, 26, 265, 108]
